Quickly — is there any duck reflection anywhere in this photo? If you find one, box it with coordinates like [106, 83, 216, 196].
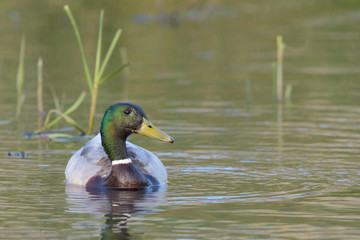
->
[65, 184, 167, 239]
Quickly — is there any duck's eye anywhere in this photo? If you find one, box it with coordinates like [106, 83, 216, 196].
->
[123, 109, 131, 115]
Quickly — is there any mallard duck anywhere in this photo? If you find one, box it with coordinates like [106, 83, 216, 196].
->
[65, 102, 174, 189]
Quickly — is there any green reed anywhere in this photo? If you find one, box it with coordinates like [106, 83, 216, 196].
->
[273, 35, 293, 103]
[64, 5, 128, 135]
[16, 34, 26, 116]
[120, 47, 131, 100]
[284, 84, 292, 104]
[37, 58, 44, 128]
[35, 58, 86, 135]
[276, 35, 284, 102]
[34, 91, 86, 135]
[13, 26, 86, 135]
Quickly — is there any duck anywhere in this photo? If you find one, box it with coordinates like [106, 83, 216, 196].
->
[65, 102, 174, 189]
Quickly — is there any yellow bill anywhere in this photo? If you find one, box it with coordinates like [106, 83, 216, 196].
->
[137, 118, 174, 143]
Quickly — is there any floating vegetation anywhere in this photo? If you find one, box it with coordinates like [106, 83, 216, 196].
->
[64, 5, 129, 135]
[15, 34, 26, 116]
[38, 133, 89, 142]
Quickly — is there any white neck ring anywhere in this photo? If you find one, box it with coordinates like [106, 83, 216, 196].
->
[112, 158, 132, 165]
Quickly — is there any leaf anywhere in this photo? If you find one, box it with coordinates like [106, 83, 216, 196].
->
[98, 63, 129, 86]
[49, 87, 61, 111]
[37, 58, 44, 114]
[34, 91, 86, 134]
[63, 91, 86, 115]
[16, 34, 26, 92]
[94, 9, 104, 81]
[52, 110, 86, 134]
[97, 29, 122, 82]
[43, 109, 57, 129]
[64, 5, 93, 94]
[16, 34, 26, 116]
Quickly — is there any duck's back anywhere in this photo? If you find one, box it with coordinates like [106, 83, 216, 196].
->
[65, 134, 168, 187]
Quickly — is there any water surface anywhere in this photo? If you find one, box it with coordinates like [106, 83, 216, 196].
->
[0, 1, 359, 239]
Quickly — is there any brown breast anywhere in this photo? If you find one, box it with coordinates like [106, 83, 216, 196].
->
[86, 162, 150, 189]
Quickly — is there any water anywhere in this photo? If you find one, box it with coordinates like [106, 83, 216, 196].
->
[0, 1, 360, 239]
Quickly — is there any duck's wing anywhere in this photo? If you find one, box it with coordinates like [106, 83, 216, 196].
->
[65, 134, 112, 186]
[126, 142, 168, 185]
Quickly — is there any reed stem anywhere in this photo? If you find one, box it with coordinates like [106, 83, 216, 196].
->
[34, 91, 86, 134]
[88, 85, 98, 135]
[64, 5, 93, 94]
[64, 5, 127, 135]
[284, 84, 293, 104]
[120, 47, 131, 100]
[16, 34, 26, 116]
[94, 9, 104, 81]
[37, 58, 44, 128]
[276, 35, 284, 102]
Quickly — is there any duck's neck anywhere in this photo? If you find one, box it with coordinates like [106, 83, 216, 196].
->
[101, 131, 129, 161]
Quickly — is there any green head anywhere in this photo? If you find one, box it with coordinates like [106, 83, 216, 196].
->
[100, 102, 174, 160]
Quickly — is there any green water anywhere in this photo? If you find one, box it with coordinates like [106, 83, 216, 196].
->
[0, 1, 359, 239]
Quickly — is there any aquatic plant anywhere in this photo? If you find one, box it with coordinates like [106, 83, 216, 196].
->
[64, 5, 129, 135]
[37, 58, 44, 128]
[34, 91, 86, 135]
[284, 84, 292, 104]
[120, 47, 131, 100]
[272, 63, 277, 99]
[12, 34, 85, 135]
[274, 35, 293, 103]
[276, 35, 284, 102]
[15, 34, 26, 116]
[33, 54, 86, 135]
